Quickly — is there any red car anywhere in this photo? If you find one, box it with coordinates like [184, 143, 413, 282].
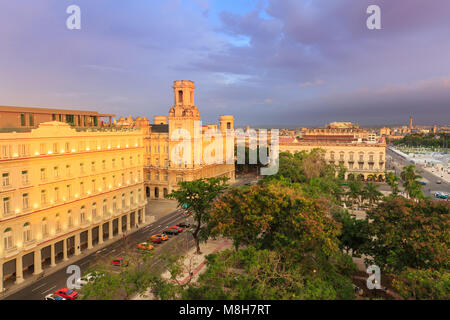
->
[169, 226, 183, 232]
[54, 288, 78, 300]
[111, 257, 129, 267]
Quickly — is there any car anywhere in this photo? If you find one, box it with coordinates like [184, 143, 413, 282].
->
[150, 233, 168, 242]
[54, 288, 78, 300]
[169, 225, 183, 232]
[164, 228, 179, 235]
[436, 180, 442, 184]
[111, 258, 129, 267]
[44, 294, 66, 301]
[137, 242, 154, 251]
[177, 221, 190, 229]
[76, 271, 104, 287]
[419, 181, 427, 185]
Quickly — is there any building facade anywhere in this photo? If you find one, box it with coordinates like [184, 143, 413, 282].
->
[0, 121, 146, 292]
[0, 106, 114, 131]
[116, 80, 235, 200]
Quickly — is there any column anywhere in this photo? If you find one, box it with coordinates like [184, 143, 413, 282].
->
[15, 256, 24, 284]
[50, 244, 56, 267]
[141, 209, 146, 223]
[0, 262, 3, 293]
[98, 224, 103, 244]
[87, 229, 93, 250]
[108, 221, 113, 240]
[63, 239, 68, 261]
[126, 214, 130, 231]
[118, 218, 122, 235]
[33, 249, 43, 275]
[75, 233, 81, 256]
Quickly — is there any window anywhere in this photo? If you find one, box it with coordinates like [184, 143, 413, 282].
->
[41, 190, 47, 205]
[91, 179, 96, 193]
[54, 166, 60, 178]
[227, 122, 231, 129]
[2, 197, 11, 215]
[66, 165, 71, 176]
[129, 171, 133, 183]
[112, 196, 117, 212]
[121, 173, 125, 185]
[80, 206, 86, 224]
[121, 157, 125, 167]
[66, 184, 72, 199]
[176, 175, 183, 183]
[2, 173, 10, 187]
[42, 218, 48, 237]
[53, 143, 59, 154]
[80, 163, 84, 174]
[80, 182, 85, 195]
[130, 156, 133, 165]
[1, 145, 11, 159]
[112, 159, 116, 168]
[92, 203, 97, 219]
[102, 160, 106, 170]
[102, 177, 106, 190]
[91, 161, 95, 172]
[40, 143, 46, 155]
[68, 210, 73, 228]
[22, 193, 29, 210]
[3, 228, 13, 250]
[121, 194, 126, 208]
[40, 168, 46, 180]
[54, 187, 60, 202]
[21, 113, 26, 126]
[65, 142, 70, 153]
[22, 170, 29, 184]
[29, 113, 34, 126]
[56, 214, 61, 232]
[164, 173, 168, 182]
[138, 189, 142, 203]
[103, 199, 108, 216]
[23, 222, 32, 243]
[155, 172, 160, 181]
[130, 192, 134, 205]
[19, 144, 29, 156]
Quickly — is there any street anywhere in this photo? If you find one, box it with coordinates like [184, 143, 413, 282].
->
[386, 148, 450, 198]
[3, 209, 193, 300]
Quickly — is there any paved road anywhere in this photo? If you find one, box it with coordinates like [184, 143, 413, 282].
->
[386, 148, 450, 198]
[3, 209, 192, 300]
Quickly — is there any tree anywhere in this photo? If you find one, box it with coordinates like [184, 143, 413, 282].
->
[364, 197, 450, 273]
[400, 165, 424, 199]
[363, 182, 382, 207]
[168, 177, 229, 254]
[208, 181, 341, 257]
[331, 207, 370, 256]
[392, 268, 450, 300]
[385, 171, 400, 196]
[346, 180, 364, 207]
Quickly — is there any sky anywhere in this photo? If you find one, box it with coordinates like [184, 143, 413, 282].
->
[0, 0, 449, 128]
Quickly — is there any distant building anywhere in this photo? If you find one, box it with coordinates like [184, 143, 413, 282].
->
[0, 106, 114, 131]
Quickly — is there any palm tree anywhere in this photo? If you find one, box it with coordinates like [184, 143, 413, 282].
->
[385, 172, 400, 196]
[347, 180, 364, 207]
[363, 182, 383, 207]
[400, 165, 424, 199]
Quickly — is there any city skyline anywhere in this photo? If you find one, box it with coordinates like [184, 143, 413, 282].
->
[1, 0, 450, 127]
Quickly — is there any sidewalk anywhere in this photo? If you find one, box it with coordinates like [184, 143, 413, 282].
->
[0, 200, 178, 299]
[133, 237, 233, 300]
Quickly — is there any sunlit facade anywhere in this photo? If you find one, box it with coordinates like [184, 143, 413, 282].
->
[0, 121, 146, 291]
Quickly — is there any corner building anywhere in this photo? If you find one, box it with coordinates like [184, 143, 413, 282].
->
[0, 122, 146, 291]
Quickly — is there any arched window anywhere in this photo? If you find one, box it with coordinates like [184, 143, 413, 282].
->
[103, 199, 108, 217]
[80, 206, 86, 224]
[56, 213, 61, 232]
[178, 90, 183, 104]
[42, 218, 48, 237]
[23, 222, 32, 243]
[4, 228, 13, 249]
[113, 196, 117, 212]
[68, 210, 73, 228]
[92, 202, 97, 219]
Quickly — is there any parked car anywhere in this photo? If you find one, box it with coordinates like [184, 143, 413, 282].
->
[436, 180, 442, 184]
[44, 294, 66, 301]
[111, 258, 129, 267]
[76, 271, 104, 287]
[419, 181, 427, 185]
[137, 242, 154, 251]
[54, 288, 78, 300]
[164, 228, 179, 235]
[150, 233, 168, 242]
[177, 221, 190, 229]
[169, 225, 183, 233]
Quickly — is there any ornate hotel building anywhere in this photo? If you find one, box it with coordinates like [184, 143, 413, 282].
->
[0, 121, 146, 292]
[279, 124, 386, 181]
[116, 80, 235, 200]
